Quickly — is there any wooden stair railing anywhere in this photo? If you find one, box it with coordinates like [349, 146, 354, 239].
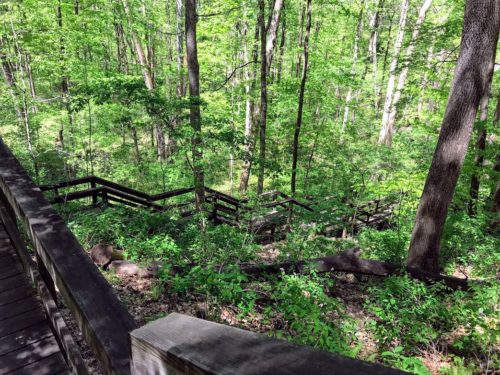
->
[0, 139, 138, 375]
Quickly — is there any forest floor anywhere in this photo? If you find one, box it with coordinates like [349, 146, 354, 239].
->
[100, 243, 468, 375]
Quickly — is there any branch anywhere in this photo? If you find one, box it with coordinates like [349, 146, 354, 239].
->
[212, 61, 259, 91]
[197, 7, 240, 18]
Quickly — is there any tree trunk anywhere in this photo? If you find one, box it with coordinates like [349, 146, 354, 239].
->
[385, 0, 432, 141]
[368, 0, 384, 108]
[378, 0, 409, 145]
[131, 126, 141, 163]
[0, 38, 23, 124]
[239, 19, 258, 192]
[185, 0, 205, 208]
[24, 53, 38, 113]
[276, 10, 286, 83]
[257, 0, 268, 194]
[294, 4, 306, 77]
[122, 0, 166, 160]
[342, 1, 365, 131]
[291, 0, 312, 194]
[407, 0, 499, 273]
[176, 0, 185, 97]
[265, 0, 284, 76]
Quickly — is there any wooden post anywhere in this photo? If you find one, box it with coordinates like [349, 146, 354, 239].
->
[212, 196, 218, 223]
[102, 189, 108, 205]
[90, 180, 98, 206]
[36, 252, 58, 304]
[0, 190, 15, 223]
[130, 313, 405, 375]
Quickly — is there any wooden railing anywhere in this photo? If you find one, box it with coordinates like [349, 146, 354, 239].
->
[40, 176, 315, 235]
[0, 139, 137, 375]
[0, 138, 405, 374]
[129, 313, 406, 375]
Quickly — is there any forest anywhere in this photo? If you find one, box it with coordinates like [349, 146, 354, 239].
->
[0, 0, 499, 373]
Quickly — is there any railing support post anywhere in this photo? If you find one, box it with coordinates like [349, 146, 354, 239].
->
[90, 180, 98, 206]
[36, 252, 58, 304]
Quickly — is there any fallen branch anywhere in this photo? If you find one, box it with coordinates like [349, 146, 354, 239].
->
[238, 248, 470, 290]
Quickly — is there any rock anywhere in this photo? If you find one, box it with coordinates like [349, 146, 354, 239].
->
[109, 260, 154, 278]
[90, 244, 123, 268]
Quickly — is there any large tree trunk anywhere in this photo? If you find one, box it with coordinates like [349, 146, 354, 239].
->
[378, 0, 409, 145]
[384, 0, 432, 141]
[185, 0, 205, 209]
[257, 0, 268, 195]
[407, 0, 499, 273]
[341, 1, 365, 131]
[291, 0, 312, 194]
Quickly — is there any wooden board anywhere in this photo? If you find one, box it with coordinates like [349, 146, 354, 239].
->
[130, 313, 406, 375]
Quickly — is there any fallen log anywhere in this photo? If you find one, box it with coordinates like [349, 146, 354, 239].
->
[239, 248, 470, 290]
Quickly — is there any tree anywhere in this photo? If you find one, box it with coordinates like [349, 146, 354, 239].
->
[185, 0, 205, 208]
[257, 0, 268, 194]
[291, 0, 312, 194]
[407, 0, 500, 273]
[341, 0, 365, 131]
[384, 0, 432, 143]
[122, 0, 166, 161]
[239, 19, 259, 192]
[378, 0, 409, 145]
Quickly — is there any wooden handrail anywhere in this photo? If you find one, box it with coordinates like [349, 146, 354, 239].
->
[130, 313, 407, 375]
[0, 138, 137, 375]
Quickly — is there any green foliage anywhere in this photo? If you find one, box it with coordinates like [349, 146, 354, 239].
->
[267, 273, 355, 356]
[358, 228, 410, 265]
[380, 347, 431, 375]
[365, 276, 452, 350]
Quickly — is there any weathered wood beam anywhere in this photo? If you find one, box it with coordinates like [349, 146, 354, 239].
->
[130, 313, 406, 375]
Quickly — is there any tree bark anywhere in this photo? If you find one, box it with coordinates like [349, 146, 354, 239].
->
[407, 0, 499, 273]
[185, 0, 205, 208]
[384, 0, 433, 143]
[257, 0, 268, 194]
[291, 0, 312, 194]
[378, 0, 409, 145]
